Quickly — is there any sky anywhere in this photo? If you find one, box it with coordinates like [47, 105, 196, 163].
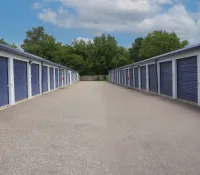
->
[0, 0, 200, 48]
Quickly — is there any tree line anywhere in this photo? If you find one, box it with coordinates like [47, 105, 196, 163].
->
[0, 27, 188, 75]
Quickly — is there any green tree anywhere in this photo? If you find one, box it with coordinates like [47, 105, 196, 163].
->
[129, 37, 143, 62]
[0, 38, 17, 48]
[139, 30, 188, 59]
[22, 26, 57, 62]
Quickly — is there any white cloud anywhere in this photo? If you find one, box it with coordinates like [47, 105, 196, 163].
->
[75, 37, 93, 43]
[37, 0, 200, 44]
[33, 2, 41, 9]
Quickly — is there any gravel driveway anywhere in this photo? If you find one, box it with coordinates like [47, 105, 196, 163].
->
[0, 81, 200, 175]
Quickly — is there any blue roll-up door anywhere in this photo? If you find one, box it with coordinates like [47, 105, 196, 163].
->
[177, 56, 197, 103]
[122, 70, 125, 85]
[31, 63, 40, 96]
[62, 70, 64, 85]
[125, 69, 128, 86]
[50, 67, 54, 90]
[120, 70, 122, 84]
[14, 60, 28, 102]
[160, 61, 172, 96]
[140, 66, 146, 90]
[68, 72, 71, 85]
[55, 68, 58, 88]
[0, 57, 9, 107]
[134, 67, 139, 88]
[66, 71, 68, 85]
[42, 66, 48, 93]
[59, 69, 62, 87]
[129, 68, 133, 87]
[148, 64, 158, 93]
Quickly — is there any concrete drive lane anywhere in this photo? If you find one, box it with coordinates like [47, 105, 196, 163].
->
[1, 82, 200, 174]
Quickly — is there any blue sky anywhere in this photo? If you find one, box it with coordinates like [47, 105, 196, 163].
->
[0, 0, 200, 48]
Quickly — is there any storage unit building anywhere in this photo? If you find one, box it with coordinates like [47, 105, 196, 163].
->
[109, 43, 200, 106]
[0, 43, 79, 109]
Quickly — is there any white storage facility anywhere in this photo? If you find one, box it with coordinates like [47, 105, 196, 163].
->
[109, 43, 200, 106]
[0, 43, 79, 109]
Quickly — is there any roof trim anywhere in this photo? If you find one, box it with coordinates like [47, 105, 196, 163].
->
[110, 43, 200, 71]
[0, 43, 77, 72]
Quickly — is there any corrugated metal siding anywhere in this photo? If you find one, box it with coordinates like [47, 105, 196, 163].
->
[50, 67, 54, 90]
[177, 56, 198, 103]
[160, 61, 172, 96]
[129, 68, 133, 87]
[134, 67, 139, 88]
[148, 64, 158, 93]
[42, 66, 48, 93]
[0, 57, 9, 107]
[55, 68, 59, 88]
[140, 66, 146, 90]
[14, 60, 28, 101]
[31, 63, 40, 96]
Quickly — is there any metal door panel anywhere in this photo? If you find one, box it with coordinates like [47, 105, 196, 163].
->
[177, 56, 197, 103]
[14, 60, 28, 101]
[0, 57, 9, 107]
[31, 63, 40, 96]
[160, 61, 172, 96]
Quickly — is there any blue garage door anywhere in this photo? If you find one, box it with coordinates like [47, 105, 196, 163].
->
[177, 56, 197, 103]
[140, 66, 146, 90]
[14, 60, 28, 102]
[148, 64, 158, 93]
[69, 72, 71, 85]
[160, 61, 172, 96]
[122, 70, 125, 85]
[66, 71, 68, 85]
[0, 57, 9, 107]
[62, 70, 64, 85]
[50, 67, 54, 90]
[125, 69, 129, 86]
[120, 71, 122, 84]
[31, 63, 40, 96]
[42, 66, 48, 93]
[129, 68, 133, 87]
[59, 69, 62, 87]
[55, 68, 59, 88]
[117, 71, 120, 84]
[134, 67, 139, 88]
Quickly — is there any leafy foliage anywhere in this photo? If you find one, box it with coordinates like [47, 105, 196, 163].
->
[139, 30, 188, 59]
[1, 27, 189, 75]
[0, 38, 17, 48]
